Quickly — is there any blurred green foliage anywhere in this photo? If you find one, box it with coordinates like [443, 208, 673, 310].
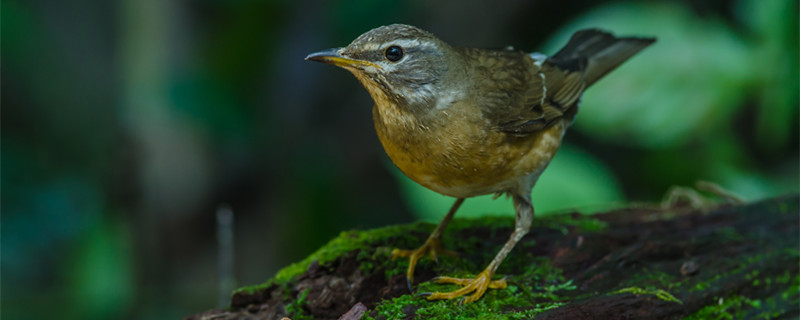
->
[550, 0, 797, 152]
[2, 0, 797, 319]
[66, 219, 134, 319]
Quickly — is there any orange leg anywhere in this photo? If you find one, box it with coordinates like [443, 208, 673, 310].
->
[419, 194, 533, 303]
[392, 198, 464, 291]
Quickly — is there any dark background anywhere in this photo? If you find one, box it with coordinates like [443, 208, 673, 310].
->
[3, 0, 797, 318]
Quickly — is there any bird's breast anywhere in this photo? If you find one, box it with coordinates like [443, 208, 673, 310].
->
[372, 103, 566, 198]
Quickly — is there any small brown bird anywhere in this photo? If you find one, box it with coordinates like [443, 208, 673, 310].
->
[306, 24, 654, 303]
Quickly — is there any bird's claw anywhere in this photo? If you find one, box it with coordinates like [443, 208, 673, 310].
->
[422, 270, 507, 303]
[392, 237, 458, 292]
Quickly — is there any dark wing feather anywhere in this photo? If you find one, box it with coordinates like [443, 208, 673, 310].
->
[551, 29, 655, 87]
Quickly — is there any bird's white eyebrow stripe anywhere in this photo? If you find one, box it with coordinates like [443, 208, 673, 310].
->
[360, 39, 437, 52]
[390, 39, 422, 48]
[359, 43, 382, 51]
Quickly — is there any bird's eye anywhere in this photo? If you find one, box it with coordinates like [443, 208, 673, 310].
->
[384, 45, 404, 62]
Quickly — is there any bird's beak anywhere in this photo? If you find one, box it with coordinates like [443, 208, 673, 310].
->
[305, 48, 380, 69]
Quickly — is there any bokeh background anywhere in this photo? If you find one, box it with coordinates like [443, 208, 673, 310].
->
[3, 0, 797, 318]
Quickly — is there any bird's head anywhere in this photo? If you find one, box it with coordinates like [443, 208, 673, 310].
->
[306, 24, 457, 111]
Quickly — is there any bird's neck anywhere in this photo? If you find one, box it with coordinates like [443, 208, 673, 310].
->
[353, 76, 430, 132]
[370, 90, 426, 135]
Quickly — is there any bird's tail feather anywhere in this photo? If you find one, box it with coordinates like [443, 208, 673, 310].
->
[550, 29, 655, 87]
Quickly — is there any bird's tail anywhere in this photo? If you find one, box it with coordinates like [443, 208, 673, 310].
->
[550, 29, 655, 87]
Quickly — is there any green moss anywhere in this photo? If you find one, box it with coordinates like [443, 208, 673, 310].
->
[610, 287, 683, 304]
[363, 287, 569, 320]
[383, 259, 404, 282]
[691, 281, 709, 292]
[363, 257, 576, 320]
[690, 267, 727, 293]
[683, 276, 798, 319]
[516, 256, 570, 287]
[224, 196, 799, 319]
[357, 250, 377, 275]
[284, 288, 311, 320]
[236, 212, 609, 296]
[688, 250, 788, 294]
[621, 268, 689, 293]
[235, 222, 429, 295]
[446, 216, 512, 231]
[444, 213, 608, 235]
[782, 276, 799, 301]
[683, 295, 763, 320]
[366, 294, 416, 319]
[538, 213, 609, 233]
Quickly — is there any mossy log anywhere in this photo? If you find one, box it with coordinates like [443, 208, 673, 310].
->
[188, 195, 799, 319]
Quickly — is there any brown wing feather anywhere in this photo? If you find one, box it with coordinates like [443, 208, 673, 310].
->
[461, 48, 551, 134]
[492, 29, 654, 135]
[496, 58, 586, 135]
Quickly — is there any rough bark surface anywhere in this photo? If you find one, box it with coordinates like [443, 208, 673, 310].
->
[187, 195, 799, 320]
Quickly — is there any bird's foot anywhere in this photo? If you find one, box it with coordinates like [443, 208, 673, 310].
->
[391, 236, 458, 291]
[418, 269, 507, 304]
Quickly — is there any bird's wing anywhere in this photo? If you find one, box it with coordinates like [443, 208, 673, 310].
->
[492, 29, 654, 135]
[493, 54, 586, 135]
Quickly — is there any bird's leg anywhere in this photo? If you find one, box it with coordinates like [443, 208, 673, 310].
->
[421, 194, 533, 304]
[392, 198, 464, 291]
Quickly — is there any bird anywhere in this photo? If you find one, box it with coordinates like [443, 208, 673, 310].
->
[305, 24, 655, 303]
